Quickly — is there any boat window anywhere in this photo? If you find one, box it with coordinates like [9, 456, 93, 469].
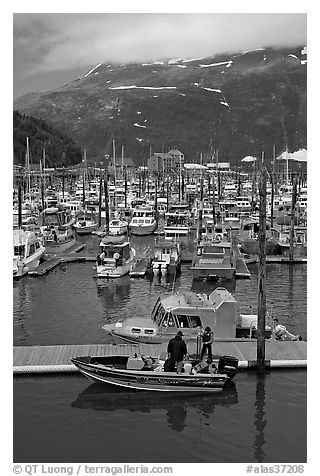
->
[131, 328, 141, 334]
[188, 315, 202, 328]
[154, 304, 165, 324]
[14, 245, 25, 256]
[160, 311, 176, 327]
[144, 329, 154, 335]
[28, 243, 36, 256]
[176, 314, 190, 328]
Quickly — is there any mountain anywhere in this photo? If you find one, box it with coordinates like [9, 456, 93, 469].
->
[13, 46, 307, 166]
[13, 110, 82, 166]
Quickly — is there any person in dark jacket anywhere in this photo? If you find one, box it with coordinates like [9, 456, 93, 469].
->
[200, 326, 214, 362]
[167, 331, 188, 372]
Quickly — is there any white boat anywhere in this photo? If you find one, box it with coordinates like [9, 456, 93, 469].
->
[129, 204, 157, 236]
[40, 207, 76, 253]
[149, 240, 181, 276]
[164, 211, 189, 239]
[13, 229, 45, 278]
[74, 212, 98, 235]
[96, 235, 136, 278]
[102, 287, 275, 344]
[109, 218, 128, 236]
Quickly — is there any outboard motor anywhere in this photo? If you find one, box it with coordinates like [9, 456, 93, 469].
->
[218, 356, 239, 379]
[274, 325, 302, 341]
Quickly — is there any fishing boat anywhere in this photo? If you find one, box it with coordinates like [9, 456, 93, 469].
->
[40, 206, 76, 253]
[96, 235, 136, 278]
[164, 208, 189, 240]
[109, 218, 128, 236]
[13, 229, 45, 278]
[238, 217, 280, 255]
[101, 287, 275, 343]
[73, 211, 98, 235]
[276, 226, 307, 258]
[129, 204, 157, 235]
[148, 240, 181, 276]
[191, 243, 236, 280]
[71, 353, 238, 393]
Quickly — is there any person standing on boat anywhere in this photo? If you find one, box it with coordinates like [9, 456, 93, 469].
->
[167, 331, 187, 372]
[200, 327, 214, 362]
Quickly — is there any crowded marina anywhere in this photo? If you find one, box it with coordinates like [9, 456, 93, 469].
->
[13, 146, 307, 380]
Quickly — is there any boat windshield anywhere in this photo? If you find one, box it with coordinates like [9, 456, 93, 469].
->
[152, 300, 166, 324]
[176, 314, 202, 328]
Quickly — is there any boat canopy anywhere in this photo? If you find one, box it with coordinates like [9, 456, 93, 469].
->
[101, 235, 127, 245]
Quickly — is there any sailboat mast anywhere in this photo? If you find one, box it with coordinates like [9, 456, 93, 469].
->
[113, 140, 116, 207]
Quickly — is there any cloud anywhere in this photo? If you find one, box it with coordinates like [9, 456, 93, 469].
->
[13, 13, 307, 76]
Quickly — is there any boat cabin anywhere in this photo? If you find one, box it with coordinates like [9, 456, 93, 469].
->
[99, 235, 131, 264]
[150, 287, 237, 339]
[153, 241, 181, 264]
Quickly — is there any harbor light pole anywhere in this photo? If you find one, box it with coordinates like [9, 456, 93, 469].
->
[256, 166, 267, 375]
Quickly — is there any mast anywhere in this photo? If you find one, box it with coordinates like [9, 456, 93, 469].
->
[113, 139, 116, 207]
[289, 177, 297, 261]
[26, 137, 31, 197]
[41, 150, 45, 211]
[124, 166, 128, 208]
[256, 166, 267, 375]
[197, 153, 204, 245]
[18, 182, 22, 229]
[104, 156, 110, 233]
[98, 172, 103, 228]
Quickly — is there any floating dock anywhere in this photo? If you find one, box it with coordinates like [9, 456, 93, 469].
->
[245, 255, 307, 264]
[13, 340, 307, 374]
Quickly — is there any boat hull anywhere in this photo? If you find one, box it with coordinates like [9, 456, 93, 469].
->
[71, 357, 228, 393]
[129, 222, 157, 236]
[13, 250, 44, 278]
[44, 237, 76, 254]
[96, 252, 136, 278]
[75, 225, 98, 235]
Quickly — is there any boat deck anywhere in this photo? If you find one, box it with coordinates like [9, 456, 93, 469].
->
[13, 340, 307, 374]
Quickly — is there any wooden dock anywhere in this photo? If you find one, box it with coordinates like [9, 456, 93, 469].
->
[13, 340, 307, 374]
[245, 255, 307, 264]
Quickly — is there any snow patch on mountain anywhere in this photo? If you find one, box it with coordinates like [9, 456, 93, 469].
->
[220, 101, 230, 108]
[182, 57, 206, 63]
[202, 88, 222, 93]
[301, 60, 307, 65]
[109, 85, 176, 90]
[199, 61, 232, 68]
[288, 54, 298, 59]
[241, 48, 266, 55]
[134, 123, 146, 128]
[83, 63, 102, 78]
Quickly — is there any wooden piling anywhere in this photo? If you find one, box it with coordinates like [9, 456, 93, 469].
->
[256, 166, 267, 375]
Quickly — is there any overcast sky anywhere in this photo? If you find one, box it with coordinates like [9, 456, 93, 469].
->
[13, 12, 307, 98]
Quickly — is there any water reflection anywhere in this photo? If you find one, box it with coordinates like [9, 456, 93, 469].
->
[191, 278, 236, 295]
[71, 384, 238, 433]
[96, 275, 132, 309]
[253, 376, 267, 462]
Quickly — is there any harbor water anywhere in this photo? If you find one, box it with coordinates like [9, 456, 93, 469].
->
[13, 234, 307, 463]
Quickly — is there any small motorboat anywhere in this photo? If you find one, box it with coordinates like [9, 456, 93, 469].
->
[109, 218, 128, 236]
[71, 354, 239, 393]
[96, 235, 136, 278]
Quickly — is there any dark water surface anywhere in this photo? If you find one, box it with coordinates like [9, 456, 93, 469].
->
[13, 235, 307, 463]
